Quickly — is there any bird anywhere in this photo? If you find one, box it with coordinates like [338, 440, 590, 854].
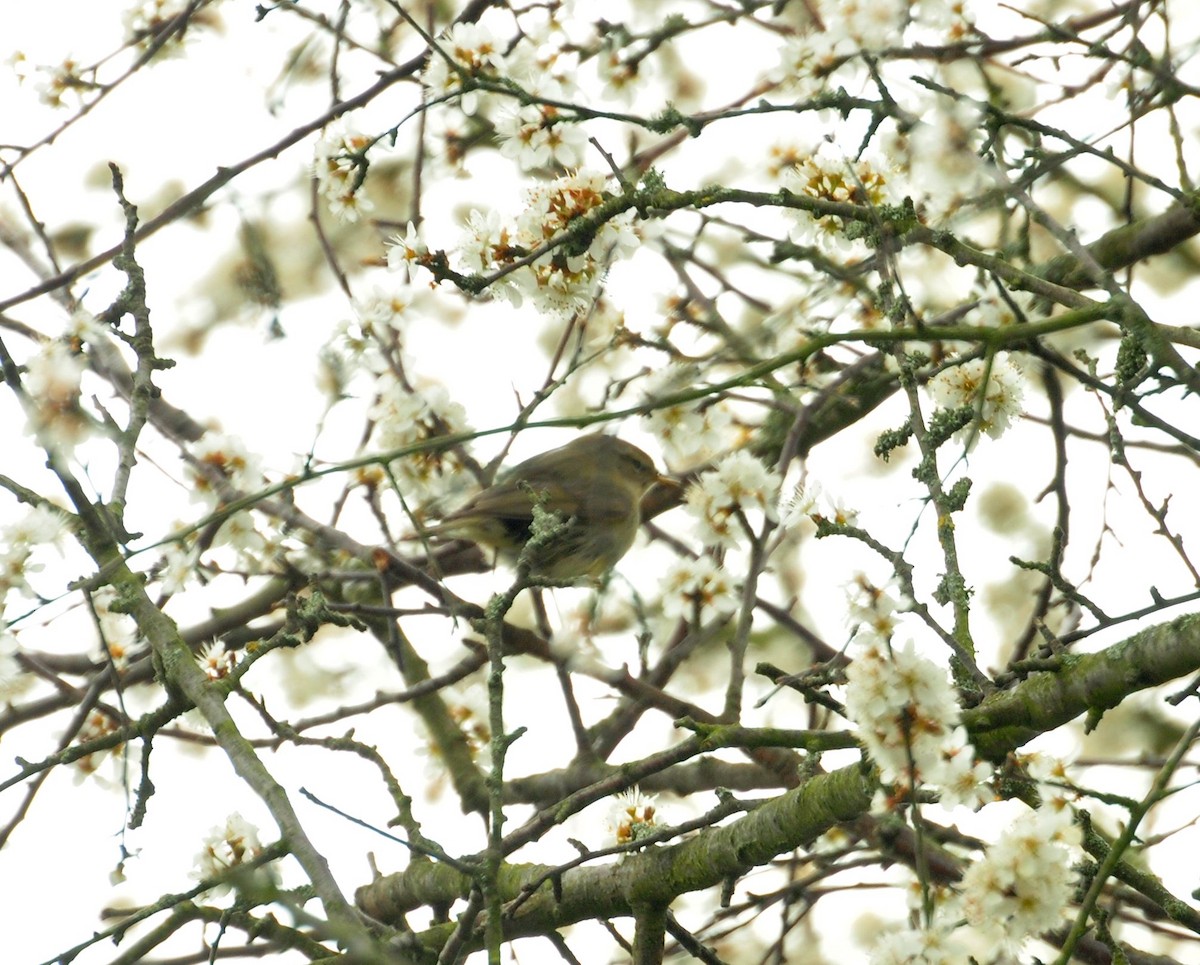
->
[419, 433, 671, 581]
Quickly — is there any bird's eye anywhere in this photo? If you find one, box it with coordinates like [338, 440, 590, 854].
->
[622, 452, 654, 477]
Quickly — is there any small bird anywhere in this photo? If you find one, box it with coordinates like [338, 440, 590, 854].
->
[421, 433, 671, 581]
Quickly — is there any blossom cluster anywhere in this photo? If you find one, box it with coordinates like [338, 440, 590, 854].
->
[926, 352, 1026, 441]
[641, 365, 735, 468]
[782, 148, 894, 250]
[0, 504, 70, 605]
[312, 125, 375, 224]
[661, 556, 739, 623]
[190, 812, 276, 895]
[959, 802, 1082, 948]
[843, 634, 993, 809]
[684, 450, 782, 549]
[390, 170, 639, 320]
[871, 797, 1081, 963]
[367, 376, 475, 510]
[0, 626, 32, 706]
[844, 628, 1081, 961]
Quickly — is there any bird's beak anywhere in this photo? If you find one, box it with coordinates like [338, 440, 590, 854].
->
[641, 475, 683, 523]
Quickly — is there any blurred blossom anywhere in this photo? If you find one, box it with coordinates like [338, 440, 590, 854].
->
[1012, 749, 1072, 784]
[0, 626, 33, 705]
[71, 710, 122, 780]
[972, 287, 1039, 329]
[415, 683, 491, 799]
[89, 587, 139, 670]
[24, 56, 90, 109]
[156, 537, 199, 596]
[501, 37, 580, 100]
[0, 504, 70, 602]
[369, 378, 473, 509]
[888, 98, 988, 220]
[769, 34, 840, 101]
[844, 575, 905, 638]
[840, 0, 908, 48]
[350, 285, 415, 348]
[642, 367, 734, 469]
[123, 0, 210, 52]
[23, 338, 85, 398]
[662, 556, 740, 621]
[64, 308, 107, 346]
[191, 813, 275, 894]
[23, 340, 89, 446]
[870, 924, 971, 965]
[188, 433, 264, 499]
[596, 44, 647, 104]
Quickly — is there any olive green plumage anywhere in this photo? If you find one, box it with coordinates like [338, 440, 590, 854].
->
[426, 434, 667, 580]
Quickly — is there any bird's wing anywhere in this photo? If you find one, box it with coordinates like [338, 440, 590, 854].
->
[449, 478, 573, 523]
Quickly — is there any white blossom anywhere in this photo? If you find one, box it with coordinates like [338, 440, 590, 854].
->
[596, 44, 647, 104]
[972, 287, 1039, 329]
[122, 0, 206, 53]
[156, 537, 199, 596]
[89, 587, 139, 670]
[500, 35, 580, 100]
[661, 556, 740, 622]
[353, 286, 414, 332]
[844, 634, 991, 802]
[386, 222, 429, 278]
[0, 626, 33, 705]
[770, 34, 842, 101]
[891, 98, 988, 220]
[960, 804, 1081, 951]
[870, 923, 971, 965]
[29, 57, 88, 109]
[609, 787, 662, 846]
[312, 124, 374, 224]
[24, 340, 85, 403]
[684, 450, 781, 549]
[191, 813, 271, 889]
[782, 146, 894, 251]
[457, 170, 639, 319]
[836, 0, 908, 49]
[70, 710, 121, 780]
[642, 365, 734, 468]
[0, 504, 70, 602]
[496, 103, 588, 170]
[844, 575, 905, 638]
[197, 640, 237, 680]
[926, 353, 1026, 441]
[369, 377, 473, 508]
[422, 22, 504, 115]
[187, 433, 264, 502]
